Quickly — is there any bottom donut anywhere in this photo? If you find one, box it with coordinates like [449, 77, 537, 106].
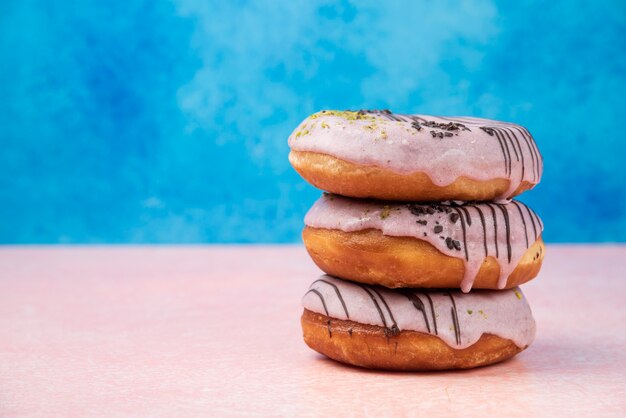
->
[301, 275, 536, 371]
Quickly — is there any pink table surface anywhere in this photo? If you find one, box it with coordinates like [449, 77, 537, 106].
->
[1, 245, 625, 417]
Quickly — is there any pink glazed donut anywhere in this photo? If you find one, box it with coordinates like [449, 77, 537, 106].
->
[288, 110, 543, 201]
[303, 194, 545, 293]
[301, 275, 536, 370]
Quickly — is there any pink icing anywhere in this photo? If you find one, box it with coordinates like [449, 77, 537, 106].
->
[302, 275, 536, 349]
[288, 110, 543, 199]
[304, 194, 544, 292]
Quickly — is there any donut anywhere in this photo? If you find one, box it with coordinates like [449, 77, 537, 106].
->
[303, 194, 544, 292]
[288, 110, 543, 201]
[302, 275, 536, 370]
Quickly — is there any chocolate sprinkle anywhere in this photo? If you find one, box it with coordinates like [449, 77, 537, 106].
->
[408, 205, 424, 216]
[416, 220, 427, 225]
[480, 126, 496, 136]
[449, 213, 459, 223]
[433, 225, 443, 233]
[411, 121, 422, 131]
[408, 203, 454, 217]
[445, 237, 454, 249]
[422, 120, 470, 132]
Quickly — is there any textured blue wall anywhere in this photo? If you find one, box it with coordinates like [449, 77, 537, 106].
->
[1, 0, 625, 243]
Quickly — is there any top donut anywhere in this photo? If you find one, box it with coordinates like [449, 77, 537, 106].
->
[288, 110, 543, 202]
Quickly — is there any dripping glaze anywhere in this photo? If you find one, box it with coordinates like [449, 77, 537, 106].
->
[303, 275, 536, 349]
[288, 110, 543, 199]
[304, 194, 544, 292]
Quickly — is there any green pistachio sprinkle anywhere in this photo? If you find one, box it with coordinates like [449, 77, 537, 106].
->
[309, 110, 377, 122]
[380, 206, 391, 219]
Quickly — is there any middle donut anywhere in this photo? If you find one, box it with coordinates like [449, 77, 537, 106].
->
[303, 194, 545, 292]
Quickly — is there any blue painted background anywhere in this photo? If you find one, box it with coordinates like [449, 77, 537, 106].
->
[1, 0, 625, 243]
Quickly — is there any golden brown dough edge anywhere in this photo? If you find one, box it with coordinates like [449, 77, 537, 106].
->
[302, 309, 525, 370]
[289, 150, 535, 201]
[302, 227, 545, 289]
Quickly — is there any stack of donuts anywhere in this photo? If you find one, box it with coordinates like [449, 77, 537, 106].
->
[288, 110, 544, 370]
